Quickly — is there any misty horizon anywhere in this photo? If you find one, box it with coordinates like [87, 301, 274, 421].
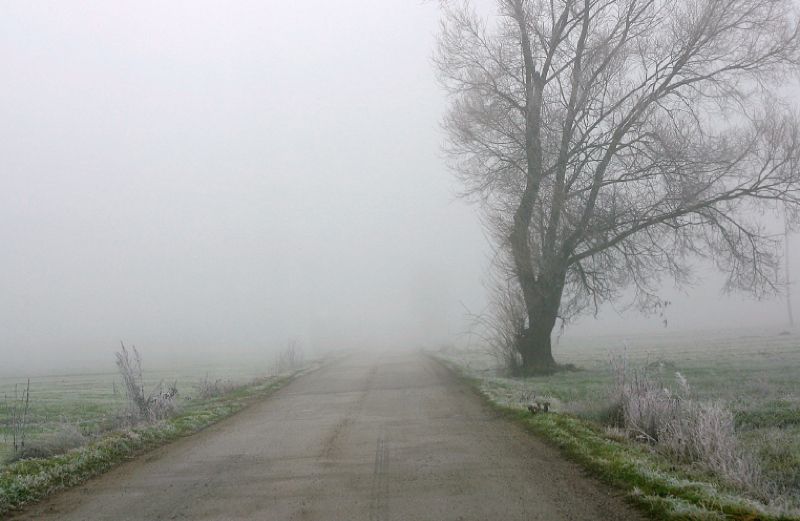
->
[1, 0, 797, 376]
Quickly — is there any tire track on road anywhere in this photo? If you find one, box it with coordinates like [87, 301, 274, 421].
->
[369, 434, 389, 521]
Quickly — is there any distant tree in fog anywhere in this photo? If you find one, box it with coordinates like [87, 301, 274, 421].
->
[436, 0, 800, 372]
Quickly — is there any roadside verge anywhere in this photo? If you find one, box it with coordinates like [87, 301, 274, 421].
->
[0, 365, 317, 517]
[431, 355, 796, 521]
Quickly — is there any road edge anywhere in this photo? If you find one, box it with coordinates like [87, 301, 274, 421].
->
[426, 353, 792, 521]
[0, 361, 327, 518]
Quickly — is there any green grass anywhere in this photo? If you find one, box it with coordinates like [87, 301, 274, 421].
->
[736, 402, 800, 430]
[0, 368, 308, 517]
[742, 425, 800, 496]
[0, 361, 278, 461]
[440, 359, 796, 520]
[436, 326, 800, 520]
[510, 410, 787, 520]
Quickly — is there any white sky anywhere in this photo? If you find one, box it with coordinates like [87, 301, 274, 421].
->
[0, 0, 797, 374]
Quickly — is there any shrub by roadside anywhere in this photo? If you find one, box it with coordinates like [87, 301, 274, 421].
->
[608, 354, 766, 498]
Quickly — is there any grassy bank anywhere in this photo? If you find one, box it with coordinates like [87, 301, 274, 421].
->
[0, 369, 307, 517]
[434, 327, 800, 520]
[0, 357, 292, 462]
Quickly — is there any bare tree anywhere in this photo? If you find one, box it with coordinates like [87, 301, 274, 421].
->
[3, 379, 31, 456]
[468, 275, 528, 374]
[271, 338, 305, 375]
[115, 342, 178, 422]
[115, 342, 147, 417]
[436, 0, 800, 372]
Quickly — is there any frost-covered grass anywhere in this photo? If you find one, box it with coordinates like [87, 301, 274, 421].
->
[0, 359, 279, 462]
[0, 366, 311, 516]
[436, 326, 800, 520]
[0, 354, 318, 516]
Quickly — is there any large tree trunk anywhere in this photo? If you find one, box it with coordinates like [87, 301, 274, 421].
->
[520, 318, 556, 371]
[516, 273, 563, 374]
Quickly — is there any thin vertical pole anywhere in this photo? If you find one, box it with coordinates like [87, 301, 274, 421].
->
[786, 215, 795, 328]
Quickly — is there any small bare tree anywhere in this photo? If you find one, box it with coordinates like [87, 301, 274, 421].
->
[271, 338, 305, 375]
[115, 342, 177, 422]
[468, 275, 527, 374]
[436, 0, 800, 372]
[115, 342, 147, 418]
[2, 379, 31, 456]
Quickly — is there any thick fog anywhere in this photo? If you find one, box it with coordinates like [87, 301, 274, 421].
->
[1, 0, 797, 375]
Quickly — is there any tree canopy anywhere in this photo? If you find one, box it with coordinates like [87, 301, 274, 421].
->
[436, 0, 800, 371]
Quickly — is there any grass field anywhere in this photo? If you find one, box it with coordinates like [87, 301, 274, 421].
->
[440, 325, 800, 517]
[0, 357, 279, 463]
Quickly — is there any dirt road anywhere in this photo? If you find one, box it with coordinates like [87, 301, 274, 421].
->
[10, 352, 644, 520]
